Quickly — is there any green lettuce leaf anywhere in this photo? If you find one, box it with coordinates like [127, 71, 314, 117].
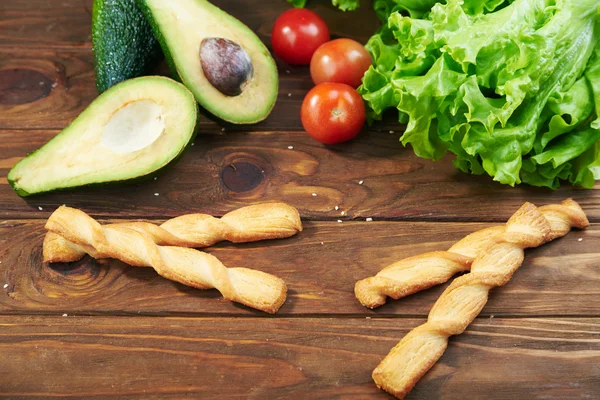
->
[286, 0, 359, 11]
[286, 0, 307, 7]
[372, 0, 514, 21]
[333, 0, 360, 11]
[360, 0, 600, 188]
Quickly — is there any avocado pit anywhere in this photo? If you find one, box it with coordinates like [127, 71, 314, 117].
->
[102, 100, 165, 154]
[200, 37, 254, 96]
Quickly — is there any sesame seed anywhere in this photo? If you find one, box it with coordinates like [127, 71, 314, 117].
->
[366, 217, 373, 222]
[389, 130, 394, 134]
[358, 180, 364, 185]
[334, 206, 339, 211]
[51, 82, 58, 88]
[578, 238, 583, 242]
[62, 204, 66, 207]
[286, 70, 291, 74]
[3, 284, 7, 289]
[288, 93, 292, 97]
[38, 206, 43, 211]
[366, 317, 371, 319]
[341, 211, 346, 216]
[153, 177, 157, 181]
[337, 220, 343, 223]
[62, 313, 68, 317]
[221, 128, 225, 132]
[320, 242, 324, 245]
[312, 193, 317, 197]
[288, 145, 294, 149]
[154, 193, 159, 196]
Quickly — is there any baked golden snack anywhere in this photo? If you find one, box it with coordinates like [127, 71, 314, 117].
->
[43, 202, 302, 263]
[44, 206, 287, 313]
[371, 201, 589, 399]
[355, 199, 588, 308]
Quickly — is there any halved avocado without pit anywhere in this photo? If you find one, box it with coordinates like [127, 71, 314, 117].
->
[137, 0, 278, 124]
[8, 76, 198, 197]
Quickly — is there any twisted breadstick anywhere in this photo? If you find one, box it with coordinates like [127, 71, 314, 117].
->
[44, 206, 288, 314]
[371, 201, 589, 399]
[43, 203, 302, 263]
[355, 199, 589, 308]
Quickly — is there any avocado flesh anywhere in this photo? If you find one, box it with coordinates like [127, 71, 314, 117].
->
[92, 0, 163, 93]
[138, 0, 278, 124]
[8, 77, 198, 197]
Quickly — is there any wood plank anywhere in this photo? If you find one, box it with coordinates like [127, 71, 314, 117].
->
[0, 48, 399, 133]
[0, 0, 380, 49]
[0, 315, 599, 398]
[1, 219, 597, 316]
[0, 0, 92, 50]
[0, 48, 316, 132]
[0, 2, 383, 131]
[1, 129, 598, 221]
[0, 50, 94, 130]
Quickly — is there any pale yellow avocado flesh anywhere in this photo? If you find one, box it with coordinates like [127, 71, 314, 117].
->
[143, 0, 278, 124]
[8, 76, 197, 196]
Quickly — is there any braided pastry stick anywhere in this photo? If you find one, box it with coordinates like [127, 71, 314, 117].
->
[372, 201, 588, 399]
[355, 198, 588, 308]
[44, 206, 288, 314]
[43, 203, 302, 263]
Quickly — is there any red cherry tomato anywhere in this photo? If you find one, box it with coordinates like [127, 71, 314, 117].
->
[310, 38, 372, 88]
[301, 83, 366, 144]
[271, 9, 330, 65]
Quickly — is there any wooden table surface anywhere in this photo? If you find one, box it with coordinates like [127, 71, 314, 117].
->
[1, 0, 599, 398]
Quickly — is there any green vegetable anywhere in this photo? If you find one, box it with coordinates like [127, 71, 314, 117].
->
[138, 0, 278, 124]
[287, 0, 360, 11]
[92, 0, 163, 93]
[8, 77, 198, 197]
[287, 0, 307, 7]
[360, 0, 600, 188]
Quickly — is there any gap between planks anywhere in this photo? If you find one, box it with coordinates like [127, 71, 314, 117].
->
[0, 215, 533, 223]
[0, 312, 598, 319]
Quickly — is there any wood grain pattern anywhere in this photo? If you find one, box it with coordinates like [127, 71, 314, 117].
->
[0, 48, 396, 134]
[0, 0, 380, 49]
[0, 50, 93, 130]
[0, 0, 382, 132]
[0, 49, 312, 132]
[1, 315, 599, 399]
[2, 129, 598, 221]
[2, 0, 600, 398]
[1, 219, 596, 316]
[0, 0, 92, 49]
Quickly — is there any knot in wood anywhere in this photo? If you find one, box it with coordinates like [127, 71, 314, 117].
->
[0, 68, 53, 105]
[221, 161, 264, 192]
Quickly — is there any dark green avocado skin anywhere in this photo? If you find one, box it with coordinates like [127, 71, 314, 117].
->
[135, 0, 181, 82]
[92, 0, 163, 93]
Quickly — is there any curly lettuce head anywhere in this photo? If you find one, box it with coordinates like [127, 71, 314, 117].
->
[360, 0, 600, 188]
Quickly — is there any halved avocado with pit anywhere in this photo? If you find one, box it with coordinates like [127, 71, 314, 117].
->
[8, 76, 198, 197]
[138, 0, 278, 124]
